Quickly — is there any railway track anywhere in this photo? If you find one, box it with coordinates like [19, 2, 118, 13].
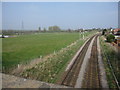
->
[82, 35, 101, 88]
[59, 35, 97, 87]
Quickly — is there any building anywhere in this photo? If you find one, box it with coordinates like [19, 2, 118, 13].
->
[112, 28, 120, 35]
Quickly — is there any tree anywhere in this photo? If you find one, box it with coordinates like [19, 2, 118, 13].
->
[48, 26, 53, 31]
[38, 27, 41, 32]
[106, 34, 115, 42]
[43, 28, 46, 32]
[67, 29, 71, 32]
[102, 29, 107, 35]
[48, 26, 61, 32]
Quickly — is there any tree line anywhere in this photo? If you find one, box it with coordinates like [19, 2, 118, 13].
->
[2, 25, 101, 35]
[38, 25, 61, 32]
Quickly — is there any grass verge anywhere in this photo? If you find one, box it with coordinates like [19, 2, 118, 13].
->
[100, 36, 120, 88]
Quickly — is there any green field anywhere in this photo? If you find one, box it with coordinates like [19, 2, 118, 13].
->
[3, 33, 80, 71]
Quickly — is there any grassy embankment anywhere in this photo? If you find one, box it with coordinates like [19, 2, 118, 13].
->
[100, 36, 120, 88]
[20, 31, 96, 83]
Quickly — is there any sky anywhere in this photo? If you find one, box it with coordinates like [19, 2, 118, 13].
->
[118, 1, 120, 28]
[0, 2, 2, 30]
[2, 2, 118, 30]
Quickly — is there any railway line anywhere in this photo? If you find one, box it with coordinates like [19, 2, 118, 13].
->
[81, 35, 101, 88]
[59, 34, 101, 87]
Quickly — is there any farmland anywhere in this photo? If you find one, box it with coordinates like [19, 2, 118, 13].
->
[3, 33, 80, 71]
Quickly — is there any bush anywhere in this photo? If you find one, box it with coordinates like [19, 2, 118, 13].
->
[106, 34, 115, 42]
[102, 29, 107, 35]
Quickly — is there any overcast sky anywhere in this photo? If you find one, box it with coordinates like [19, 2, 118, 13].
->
[2, 2, 118, 30]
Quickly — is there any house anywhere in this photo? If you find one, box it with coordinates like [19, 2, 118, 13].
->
[112, 28, 120, 35]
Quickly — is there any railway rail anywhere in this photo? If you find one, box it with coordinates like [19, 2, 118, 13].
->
[82, 35, 101, 88]
[59, 35, 98, 87]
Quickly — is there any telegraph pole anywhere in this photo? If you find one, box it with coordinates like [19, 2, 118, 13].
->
[79, 29, 81, 39]
[82, 28, 84, 39]
[22, 21, 24, 30]
[21, 21, 24, 35]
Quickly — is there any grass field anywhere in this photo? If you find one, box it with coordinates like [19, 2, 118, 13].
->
[3, 33, 80, 71]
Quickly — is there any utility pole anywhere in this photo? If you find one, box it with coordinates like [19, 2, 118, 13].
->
[79, 29, 82, 39]
[21, 21, 24, 35]
[22, 21, 24, 30]
[79, 30, 81, 39]
[82, 29, 84, 39]
[38, 27, 41, 33]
